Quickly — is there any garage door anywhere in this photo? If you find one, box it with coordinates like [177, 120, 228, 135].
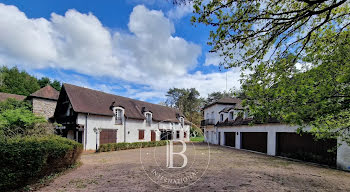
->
[100, 129, 117, 145]
[224, 132, 236, 147]
[241, 132, 267, 153]
[277, 133, 337, 166]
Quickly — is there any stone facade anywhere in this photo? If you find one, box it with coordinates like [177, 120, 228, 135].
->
[32, 98, 57, 119]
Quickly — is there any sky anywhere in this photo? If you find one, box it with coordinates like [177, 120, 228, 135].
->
[0, 0, 242, 103]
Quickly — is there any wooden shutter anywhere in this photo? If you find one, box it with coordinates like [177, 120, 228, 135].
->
[184, 131, 187, 138]
[139, 130, 144, 140]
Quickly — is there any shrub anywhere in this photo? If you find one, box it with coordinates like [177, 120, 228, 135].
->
[0, 135, 83, 191]
[97, 140, 168, 152]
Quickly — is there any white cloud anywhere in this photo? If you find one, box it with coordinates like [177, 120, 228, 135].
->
[0, 3, 242, 101]
[167, 2, 193, 19]
[204, 52, 223, 66]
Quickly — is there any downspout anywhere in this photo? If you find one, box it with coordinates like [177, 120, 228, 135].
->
[85, 113, 89, 150]
[124, 116, 127, 143]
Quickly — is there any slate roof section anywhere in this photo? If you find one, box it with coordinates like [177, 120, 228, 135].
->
[204, 97, 244, 109]
[62, 83, 185, 123]
[29, 85, 59, 101]
[0, 92, 26, 102]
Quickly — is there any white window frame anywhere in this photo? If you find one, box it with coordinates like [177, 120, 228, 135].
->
[179, 117, 184, 127]
[145, 112, 152, 127]
[220, 113, 224, 122]
[114, 107, 124, 125]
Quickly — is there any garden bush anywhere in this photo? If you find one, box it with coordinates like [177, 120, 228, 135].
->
[0, 135, 83, 191]
[97, 140, 168, 152]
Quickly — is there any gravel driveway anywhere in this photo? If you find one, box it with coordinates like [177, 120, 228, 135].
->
[38, 143, 350, 191]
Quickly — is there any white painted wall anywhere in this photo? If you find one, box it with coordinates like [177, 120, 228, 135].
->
[337, 140, 350, 171]
[75, 113, 190, 150]
[204, 124, 350, 171]
[203, 104, 234, 124]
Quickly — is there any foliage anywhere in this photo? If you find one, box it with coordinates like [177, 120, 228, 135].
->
[0, 108, 49, 139]
[0, 135, 83, 191]
[97, 140, 168, 152]
[0, 66, 40, 96]
[0, 98, 32, 113]
[242, 30, 350, 144]
[38, 77, 61, 91]
[191, 0, 350, 69]
[166, 88, 203, 126]
[0, 66, 61, 96]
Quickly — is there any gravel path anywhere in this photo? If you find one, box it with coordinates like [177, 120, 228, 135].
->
[38, 143, 350, 192]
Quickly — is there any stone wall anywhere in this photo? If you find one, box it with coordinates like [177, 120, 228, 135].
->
[32, 98, 57, 119]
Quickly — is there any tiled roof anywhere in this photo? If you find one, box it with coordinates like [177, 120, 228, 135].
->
[29, 85, 59, 100]
[204, 97, 243, 109]
[0, 92, 26, 102]
[62, 83, 185, 123]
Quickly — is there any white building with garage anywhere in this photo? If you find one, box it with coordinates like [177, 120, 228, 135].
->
[201, 97, 350, 171]
[54, 84, 190, 150]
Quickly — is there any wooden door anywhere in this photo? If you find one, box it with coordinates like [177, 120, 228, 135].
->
[277, 132, 336, 166]
[151, 130, 156, 141]
[241, 132, 267, 153]
[100, 129, 117, 145]
[224, 132, 236, 147]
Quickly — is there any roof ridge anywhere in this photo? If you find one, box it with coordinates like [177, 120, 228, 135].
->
[63, 83, 181, 113]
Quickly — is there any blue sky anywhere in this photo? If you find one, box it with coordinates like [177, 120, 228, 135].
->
[0, 0, 241, 103]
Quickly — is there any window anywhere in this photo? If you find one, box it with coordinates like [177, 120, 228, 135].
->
[220, 114, 224, 122]
[139, 130, 144, 140]
[176, 131, 180, 139]
[180, 117, 184, 127]
[184, 131, 187, 138]
[115, 109, 123, 124]
[146, 113, 152, 126]
[230, 111, 234, 120]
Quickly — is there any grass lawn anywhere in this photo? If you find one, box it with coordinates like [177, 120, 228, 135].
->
[190, 136, 204, 142]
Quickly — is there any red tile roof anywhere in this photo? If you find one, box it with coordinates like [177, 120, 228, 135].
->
[0, 92, 26, 102]
[30, 85, 59, 100]
[63, 83, 185, 123]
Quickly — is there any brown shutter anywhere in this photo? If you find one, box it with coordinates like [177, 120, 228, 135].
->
[139, 130, 144, 140]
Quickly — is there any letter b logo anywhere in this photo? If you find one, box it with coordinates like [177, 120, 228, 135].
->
[166, 140, 188, 168]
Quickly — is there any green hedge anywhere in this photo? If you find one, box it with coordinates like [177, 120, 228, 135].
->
[97, 140, 168, 152]
[0, 135, 83, 191]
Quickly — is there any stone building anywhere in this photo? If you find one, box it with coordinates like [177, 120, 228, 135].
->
[27, 85, 59, 120]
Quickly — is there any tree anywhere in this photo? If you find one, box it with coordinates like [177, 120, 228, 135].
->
[37, 77, 51, 88]
[204, 91, 234, 105]
[0, 66, 40, 96]
[165, 88, 203, 126]
[242, 30, 350, 144]
[190, 0, 350, 68]
[50, 80, 61, 91]
[38, 77, 61, 91]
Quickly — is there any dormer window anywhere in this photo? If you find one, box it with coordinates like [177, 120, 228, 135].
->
[220, 114, 224, 122]
[145, 112, 152, 126]
[179, 117, 184, 127]
[229, 111, 234, 120]
[115, 108, 123, 125]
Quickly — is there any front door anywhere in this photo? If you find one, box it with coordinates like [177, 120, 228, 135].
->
[151, 130, 156, 141]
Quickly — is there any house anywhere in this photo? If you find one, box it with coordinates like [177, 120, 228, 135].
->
[54, 83, 190, 150]
[0, 85, 59, 120]
[27, 85, 59, 120]
[201, 97, 350, 171]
